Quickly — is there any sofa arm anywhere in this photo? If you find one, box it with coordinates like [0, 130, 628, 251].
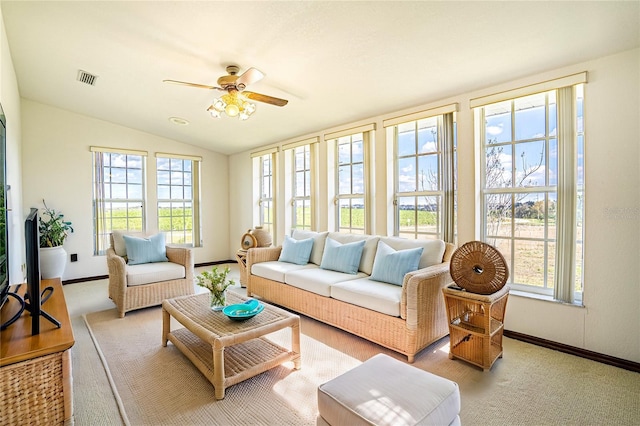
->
[401, 262, 453, 328]
[106, 247, 127, 302]
[246, 246, 282, 273]
[166, 246, 194, 280]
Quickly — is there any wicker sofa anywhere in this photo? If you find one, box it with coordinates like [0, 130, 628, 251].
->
[247, 231, 454, 362]
[107, 231, 195, 317]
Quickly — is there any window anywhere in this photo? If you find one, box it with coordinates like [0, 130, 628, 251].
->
[92, 148, 146, 255]
[335, 133, 366, 234]
[391, 113, 456, 241]
[291, 145, 311, 230]
[259, 153, 275, 235]
[475, 77, 585, 304]
[156, 154, 201, 246]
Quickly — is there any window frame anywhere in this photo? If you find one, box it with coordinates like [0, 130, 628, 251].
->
[475, 80, 585, 304]
[390, 112, 456, 242]
[333, 132, 368, 234]
[155, 153, 202, 247]
[290, 144, 312, 231]
[91, 148, 147, 255]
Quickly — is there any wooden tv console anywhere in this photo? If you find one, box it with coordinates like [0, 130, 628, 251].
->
[0, 278, 75, 425]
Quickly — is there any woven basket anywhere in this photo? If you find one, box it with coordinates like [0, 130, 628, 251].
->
[449, 241, 509, 294]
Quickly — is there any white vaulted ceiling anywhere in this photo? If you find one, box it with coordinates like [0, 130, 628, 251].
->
[1, 1, 638, 155]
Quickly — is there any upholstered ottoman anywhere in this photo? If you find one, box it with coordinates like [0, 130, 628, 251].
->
[317, 354, 461, 426]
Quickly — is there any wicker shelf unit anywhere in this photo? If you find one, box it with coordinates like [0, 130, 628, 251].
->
[442, 285, 509, 370]
[236, 249, 248, 287]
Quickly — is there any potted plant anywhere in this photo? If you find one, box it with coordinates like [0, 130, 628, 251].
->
[38, 200, 73, 279]
[196, 266, 235, 311]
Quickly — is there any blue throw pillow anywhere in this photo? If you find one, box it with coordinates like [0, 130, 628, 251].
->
[123, 233, 168, 265]
[320, 238, 365, 275]
[370, 241, 424, 286]
[278, 235, 314, 265]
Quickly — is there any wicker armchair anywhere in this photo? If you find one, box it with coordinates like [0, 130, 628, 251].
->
[107, 233, 195, 317]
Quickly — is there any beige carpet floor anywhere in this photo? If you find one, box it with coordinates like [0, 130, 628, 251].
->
[82, 284, 640, 426]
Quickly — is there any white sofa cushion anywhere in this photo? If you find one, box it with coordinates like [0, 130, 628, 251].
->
[330, 278, 402, 317]
[285, 267, 366, 297]
[251, 261, 315, 283]
[326, 232, 379, 275]
[292, 230, 329, 265]
[126, 261, 186, 286]
[380, 236, 446, 269]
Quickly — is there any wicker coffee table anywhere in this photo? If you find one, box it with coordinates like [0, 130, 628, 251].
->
[162, 291, 301, 399]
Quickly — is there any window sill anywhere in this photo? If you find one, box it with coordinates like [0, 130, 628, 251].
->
[509, 289, 584, 308]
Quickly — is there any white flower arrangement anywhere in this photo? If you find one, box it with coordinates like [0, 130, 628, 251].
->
[196, 266, 235, 309]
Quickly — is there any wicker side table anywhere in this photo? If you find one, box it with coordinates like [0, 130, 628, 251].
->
[236, 249, 248, 287]
[442, 285, 509, 370]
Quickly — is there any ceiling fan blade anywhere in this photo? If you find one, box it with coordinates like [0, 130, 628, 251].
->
[235, 67, 265, 89]
[243, 91, 288, 107]
[163, 79, 221, 90]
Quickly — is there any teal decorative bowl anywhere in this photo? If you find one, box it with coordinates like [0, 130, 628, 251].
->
[222, 299, 264, 320]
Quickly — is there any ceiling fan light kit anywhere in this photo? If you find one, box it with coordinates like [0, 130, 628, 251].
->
[207, 91, 257, 121]
[165, 65, 288, 121]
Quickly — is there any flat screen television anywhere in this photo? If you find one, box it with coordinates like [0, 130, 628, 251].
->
[0, 103, 8, 310]
[25, 208, 42, 335]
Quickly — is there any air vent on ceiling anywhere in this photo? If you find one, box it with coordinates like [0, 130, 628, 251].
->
[77, 70, 98, 86]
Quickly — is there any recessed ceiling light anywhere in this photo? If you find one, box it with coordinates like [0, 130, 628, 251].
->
[169, 117, 189, 126]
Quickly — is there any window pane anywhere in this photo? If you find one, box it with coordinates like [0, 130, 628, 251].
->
[295, 171, 305, 197]
[418, 117, 438, 153]
[128, 183, 143, 199]
[515, 141, 545, 187]
[398, 196, 416, 236]
[158, 185, 170, 199]
[338, 165, 351, 195]
[338, 140, 351, 164]
[112, 183, 127, 198]
[398, 127, 416, 156]
[514, 193, 545, 238]
[418, 196, 439, 235]
[157, 170, 170, 185]
[352, 163, 364, 194]
[352, 138, 364, 163]
[514, 93, 546, 141]
[418, 154, 438, 191]
[486, 193, 512, 238]
[304, 170, 310, 196]
[128, 169, 142, 184]
[485, 146, 512, 189]
[171, 171, 183, 185]
[549, 138, 558, 186]
[170, 186, 183, 199]
[398, 157, 416, 192]
[111, 168, 126, 183]
[514, 240, 546, 287]
[485, 101, 511, 144]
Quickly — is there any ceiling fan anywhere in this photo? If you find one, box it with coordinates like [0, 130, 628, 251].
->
[164, 65, 288, 120]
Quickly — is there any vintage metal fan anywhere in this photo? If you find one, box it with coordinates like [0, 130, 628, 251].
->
[449, 241, 509, 294]
[164, 65, 288, 119]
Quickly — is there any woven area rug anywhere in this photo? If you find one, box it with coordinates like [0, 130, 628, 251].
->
[84, 296, 640, 426]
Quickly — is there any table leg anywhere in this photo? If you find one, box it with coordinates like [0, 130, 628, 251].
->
[213, 344, 225, 400]
[162, 307, 169, 347]
[292, 321, 301, 370]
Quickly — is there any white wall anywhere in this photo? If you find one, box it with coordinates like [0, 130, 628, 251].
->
[228, 48, 640, 363]
[21, 100, 231, 280]
[0, 7, 25, 285]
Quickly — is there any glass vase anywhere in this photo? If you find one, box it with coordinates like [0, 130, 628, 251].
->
[210, 290, 226, 311]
